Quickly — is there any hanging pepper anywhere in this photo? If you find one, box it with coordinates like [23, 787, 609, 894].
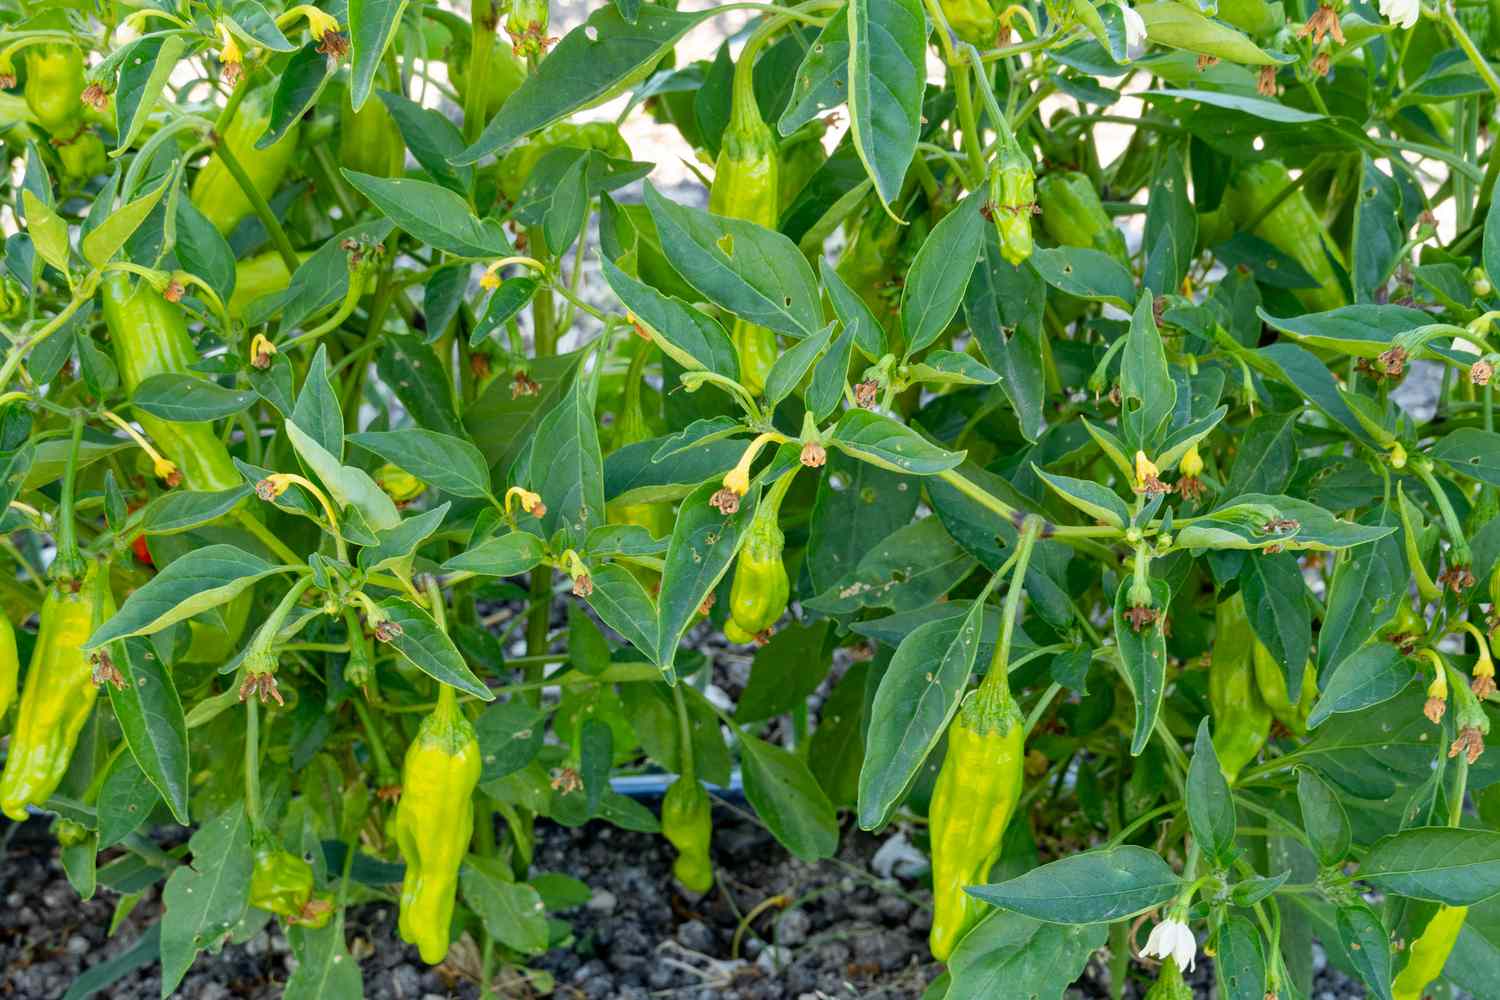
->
[989, 144, 1036, 266]
[22, 44, 85, 134]
[939, 0, 998, 45]
[708, 49, 780, 396]
[249, 838, 333, 927]
[0, 562, 113, 821]
[339, 95, 405, 178]
[1036, 171, 1129, 266]
[190, 85, 301, 235]
[1252, 641, 1317, 736]
[1223, 160, 1347, 312]
[448, 32, 527, 120]
[661, 776, 714, 893]
[724, 482, 790, 644]
[1392, 904, 1467, 1000]
[0, 613, 17, 722]
[606, 340, 672, 542]
[395, 686, 481, 965]
[1208, 595, 1272, 780]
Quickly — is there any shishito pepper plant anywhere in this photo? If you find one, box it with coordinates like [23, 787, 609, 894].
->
[8, 0, 1500, 993]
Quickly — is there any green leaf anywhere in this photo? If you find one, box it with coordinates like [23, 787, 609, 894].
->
[584, 563, 658, 656]
[1307, 643, 1416, 728]
[86, 545, 287, 648]
[349, 429, 492, 499]
[828, 409, 966, 475]
[1187, 719, 1235, 867]
[23, 190, 69, 275]
[737, 621, 833, 722]
[379, 90, 474, 196]
[857, 602, 987, 831]
[137, 487, 250, 535]
[1352, 156, 1403, 304]
[542, 154, 590, 255]
[348, 0, 408, 110]
[1335, 904, 1394, 1000]
[1432, 428, 1500, 487]
[1215, 915, 1267, 1000]
[967, 845, 1183, 923]
[284, 923, 364, 1000]
[358, 502, 449, 579]
[1120, 291, 1176, 452]
[132, 374, 257, 422]
[1141, 88, 1323, 122]
[475, 701, 548, 782]
[456, 5, 715, 163]
[441, 532, 546, 578]
[260, 45, 334, 147]
[1114, 578, 1170, 756]
[1297, 767, 1351, 867]
[846, 0, 925, 211]
[97, 752, 160, 849]
[115, 35, 187, 154]
[1135, 1, 1287, 63]
[106, 639, 190, 824]
[656, 479, 761, 676]
[764, 321, 837, 407]
[159, 804, 253, 997]
[644, 182, 823, 338]
[964, 230, 1046, 441]
[376, 596, 494, 701]
[472, 277, 539, 347]
[900, 194, 985, 355]
[779, 4, 851, 135]
[82, 174, 169, 268]
[1361, 828, 1500, 906]
[740, 733, 840, 861]
[1142, 146, 1197, 298]
[821, 255, 886, 361]
[601, 256, 738, 380]
[342, 171, 511, 258]
[1239, 551, 1310, 694]
[944, 911, 1106, 1000]
[1318, 514, 1403, 678]
[284, 420, 402, 532]
[1035, 468, 1129, 528]
[460, 861, 549, 955]
[376, 334, 465, 437]
[1030, 246, 1137, 307]
[291, 344, 344, 458]
[528, 375, 606, 548]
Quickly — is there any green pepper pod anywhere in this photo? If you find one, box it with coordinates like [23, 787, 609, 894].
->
[661, 777, 714, 893]
[709, 58, 780, 396]
[0, 613, 18, 723]
[395, 687, 481, 965]
[1393, 904, 1467, 1000]
[23, 44, 84, 134]
[990, 145, 1036, 266]
[448, 36, 527, 120]
[939, 0, 998, 46]
[724, 497, 789, 643]
[1252, 642, 1317, 736]
[249, 839, 316, 918]
[1036, 171, 1129, 265]
[1209, 594, 1271, 780]
[339, 95, 405, 179]
[928, 687, 1025, 960]
[1223, 160, 1347, 312]
[190, 85, 300, 235]
[0, 563, 112, 821]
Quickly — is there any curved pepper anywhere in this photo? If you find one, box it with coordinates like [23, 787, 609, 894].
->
[0, 613, 17, 722]
[339, 95, 405, 178]
[1223, 160, 1347, 312]
[1036, 171, 1129, 265]
[190, 85, 300, 235]
[395, 686, 482, 965]
[1252, 642, 1317, 736]
[661, 777, 714, 893]
[1209, 595, 1272, 781]
[709, 57, 780, 396]
[724, 495, 789, 644]
[928, 685, 1025, 960]
[0, 563, 112, 821]
[990, 144, 1036, 266]
[1392, 904, 1467, 1000]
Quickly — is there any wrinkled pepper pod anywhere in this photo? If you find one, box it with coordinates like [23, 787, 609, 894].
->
[249, 838, 333, 927]
[1392, 904, 1467, 1000]
[989, 144, 1036, 266]
[1036, 170, 1129, 265]
[23, 44, 85, 134]
[724, 493, 789, 644]
[339, 95, 405, 178]
[0, 613, 18, 722]
[939, 0, 998, 45]
[709, 57, 780, 396]
[395, 686, 482, 965]
[190, 85, 300, 235]
[1223, 160, 1347, 312]
[0, 563, 112, 821]
[55, 130, 106, 180]
[1252, 641, 1317, 736]
[661, 777, 714, 893]
[1208, 594, 1272, 780]
[928, 685, 1025, 960]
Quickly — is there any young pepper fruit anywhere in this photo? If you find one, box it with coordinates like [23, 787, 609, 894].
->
[708, 53, 780, 396]
[1035, 170, 1129, 266]
[189, 84, 301, 235]
[249, 839, 333, 927]
[724, 493, 789, 644]
[0, 613, 17, 723]
[1392, 904, 1467, 1000]
[1223, 160, 1347, 312]
[989, 144, 1036, 266]
[661, 776, 714, 893]
[0, 562, 113, 821]
[1208, 595, 1272, 780]
[394, 686, 482, 964]
[339, 94, 405, 179]
[1251, 641, 1317, 736]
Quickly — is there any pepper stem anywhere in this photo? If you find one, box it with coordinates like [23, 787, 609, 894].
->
[975, 515, 1043, 723]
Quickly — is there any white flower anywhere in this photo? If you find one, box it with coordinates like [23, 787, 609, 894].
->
[1378, 0, 1419, 30]
[1119, 3, 1149, 60]
[1142, 917, 1197, 972]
